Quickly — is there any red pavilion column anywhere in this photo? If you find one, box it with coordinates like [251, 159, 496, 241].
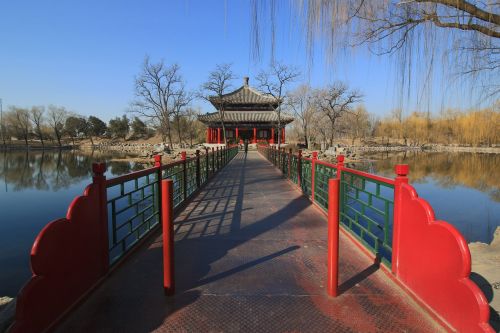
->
[217, 128, 221, 144]
[235, 127, 239, 142]
[271, 128, 275, 144]
[253, 127, 257, 144]
[282, 127, 286, 144]
[206, 128, 210, 143]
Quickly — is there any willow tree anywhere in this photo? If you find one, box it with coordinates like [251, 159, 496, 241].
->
[251, 1, 500, 101]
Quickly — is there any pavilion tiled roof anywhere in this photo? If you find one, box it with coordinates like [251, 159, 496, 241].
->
[209, 78, 280, 109]
[198, 110, 294, 124]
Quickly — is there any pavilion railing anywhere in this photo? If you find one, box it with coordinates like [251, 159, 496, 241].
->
[11, 145, 239, 333]
[262, 147, 392, 265]
[106, 146, 238, 264]
[257, 145, 493, 333]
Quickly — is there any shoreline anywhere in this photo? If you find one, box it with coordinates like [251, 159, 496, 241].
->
[0, 144, 73, 151]
[350, 144, 500, 154]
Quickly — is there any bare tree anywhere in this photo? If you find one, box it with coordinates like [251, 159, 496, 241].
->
[256, 62, 300, 150]
[287, 84, 317, 149]
[6, 107, 32, 146]
[47, 105, 68, 147]
[347, 105, 370, 145]
[131, 56, 184, 147]
[172, 86, 193, 144]
[30, 106, 45, 147]
[252, 1, 500, 100]
[184, 108, 204, 145]
[200, 63, 236, 145]
[315, 83, 363, 146]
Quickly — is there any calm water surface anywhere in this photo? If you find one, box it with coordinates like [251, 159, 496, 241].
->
[0, 150, 148, 297]
[0, 150, 499, 297]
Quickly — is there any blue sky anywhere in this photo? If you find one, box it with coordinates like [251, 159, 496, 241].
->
[0, 0, 490, 121]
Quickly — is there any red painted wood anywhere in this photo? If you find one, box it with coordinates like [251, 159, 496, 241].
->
[327, 178, 340, 297]
[11, 164, 109, 333]
[252, 127, 257, 143]
[393, 181, 493, 332]
[271, 128, 275, 144]
[162, 179, 175, 296]
[342, 166, 395, 185]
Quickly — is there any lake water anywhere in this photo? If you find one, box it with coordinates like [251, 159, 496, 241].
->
[0, 149, 499, 297]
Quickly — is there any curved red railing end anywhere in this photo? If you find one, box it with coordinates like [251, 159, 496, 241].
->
[394, 183, 493, 333]
[10, 183, 108, 333]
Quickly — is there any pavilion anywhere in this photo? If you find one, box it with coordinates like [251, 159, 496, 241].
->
[198, 77, 294, 144]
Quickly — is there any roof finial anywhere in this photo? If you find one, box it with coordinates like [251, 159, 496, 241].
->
[243, 76, 249, 86]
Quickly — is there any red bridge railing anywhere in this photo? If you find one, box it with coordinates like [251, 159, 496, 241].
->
[11, 146, 239, 333]
[258, 145, 493, 333]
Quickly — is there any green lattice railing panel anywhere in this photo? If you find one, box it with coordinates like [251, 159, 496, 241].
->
[314, 163, 338, 210]
[186, 158, 198, 198]
[106, 170, 160, 264]
[281, 151, 289, 176]
[200, 154, 208, 184]
[162, 163, 185, 208]
[340, 170, 394, 266]
[290, 155, 298, 184]
[301, 159, 312, 197]
[105, 146, 239, 265]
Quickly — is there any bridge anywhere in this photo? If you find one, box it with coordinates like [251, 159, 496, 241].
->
[10, 146, 494, 332]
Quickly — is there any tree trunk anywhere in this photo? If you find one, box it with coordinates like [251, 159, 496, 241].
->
[176, 118, 182, 144]
[38, 126, 44, 147]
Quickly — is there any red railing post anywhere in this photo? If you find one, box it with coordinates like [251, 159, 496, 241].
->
[195, 150, 200, 189]
[297, 149, 302, 188]
[336, 155, 345, 179]
[288, 148, 292, 179]
[161, 179, 175, 295]
[181, 151, 187, 200]
[327, 178, 340, 297]
[92, 162, 109, 274]
[311, 151, 318, 201]
[392, 164, 409, 275]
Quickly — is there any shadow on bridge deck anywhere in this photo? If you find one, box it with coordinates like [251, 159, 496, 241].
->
[56, 151, 444, 333]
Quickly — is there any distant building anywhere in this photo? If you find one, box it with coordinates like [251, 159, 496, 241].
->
[198, 77, 294, 144]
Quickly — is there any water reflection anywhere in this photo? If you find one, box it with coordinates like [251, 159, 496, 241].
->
[0, 150, 148, 192]
[349, 151, 500, 244]
[353, 151, 500, 202]
[0, 149, 150, 297]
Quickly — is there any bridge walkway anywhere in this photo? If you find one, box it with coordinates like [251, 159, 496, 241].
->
[56, 151, 444, 332]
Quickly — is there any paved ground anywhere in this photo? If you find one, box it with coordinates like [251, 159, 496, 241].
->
[56, 151, 444, 333]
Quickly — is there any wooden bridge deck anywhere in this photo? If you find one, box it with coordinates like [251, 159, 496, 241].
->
[55, 151, 444, 333]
